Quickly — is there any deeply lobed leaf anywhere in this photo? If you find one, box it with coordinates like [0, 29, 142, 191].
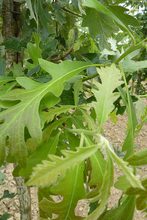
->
[92, 64, 122, 129]
[0, 60, 92, 165]
[27, 146, 98, 187]
[39, 165, 86, 219]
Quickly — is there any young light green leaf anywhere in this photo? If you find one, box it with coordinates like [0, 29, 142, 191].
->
[89, 151, 106, 188]
[118, 70, 137, 158]
[39, 59, 92, 79]
[27, 42, 42, 64]
[87, 156, 113, 220]
[100, 136, 144, 189]
[127, 149, 147, 166]
[16, 77, 41, 90]
[0, 60, 92, 165]
[123, 59, 147, 73]
[135, 99, 147, 122]
[41, 105, 75, 124]
[27, 146, 98, 187]
[135, 99, 147, 133]
[92, 64, 122, 130]
[114, 175, 131, 191]
[39, 165, 86, 220]
[73, 78, 83, 106]
[99, 195, 136, 220]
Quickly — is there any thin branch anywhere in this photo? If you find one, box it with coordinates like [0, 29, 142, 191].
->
[50, 47, 73, 62]
[82, 73, 98, 82]
[82, 64, 108, 82]
[61, 7, 82, 17]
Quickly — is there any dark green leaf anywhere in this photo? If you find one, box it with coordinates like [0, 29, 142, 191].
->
[0, 190, 16, 201]
[0, 213, 11, 220]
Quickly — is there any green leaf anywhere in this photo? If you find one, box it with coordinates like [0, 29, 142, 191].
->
[118, 70, 138, 157]
[89, 151, 106, 188]
[123, 59, 147, 73]
[27, 42, 42, 64]
[82, 8, 117, 48]
[92, 64, 122, 130]
[26, 0, 37, 21]
[109, 6, 139, 27]
[136, 193, 147, 211]
[115, 39, 146, 64]
[99, 195, 136, 220]
[127, 149, 147, 166]
[0, 77, 14, 85]
[101, 136, 143, 189]
[135, 99, 147, 133]
[0, 213, 11, 220]
[39, 165, 86, 219]
[135, 99, 147, 122]
[87, 156, 113, 220]
[38, 59, 91, 79]
[73, 78, 83, 106]
[41, 105, 74, 124]
[43, 117, 69, 141]
[19, 132, 60, 178]
[114, 175, 131, 191]
[27, 146, 98, 187]
[16, 77, 41, 90]
[0, 60, 92, 165]
[0, 190, 16, 201]
[0, 77, 16, 98]
[83, 0, 135, 42]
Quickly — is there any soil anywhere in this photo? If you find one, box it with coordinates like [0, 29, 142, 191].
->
[0, 114, 146, 220]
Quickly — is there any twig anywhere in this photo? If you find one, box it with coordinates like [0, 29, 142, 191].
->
[50, 47, 73, 62]
[61, 7, 82, 17]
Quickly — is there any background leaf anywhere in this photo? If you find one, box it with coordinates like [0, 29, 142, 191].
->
[83, 0, 135, 42]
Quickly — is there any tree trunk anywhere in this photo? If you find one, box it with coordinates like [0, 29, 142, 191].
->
[15, 177, 32, 220]
[2, 0, 21, 66]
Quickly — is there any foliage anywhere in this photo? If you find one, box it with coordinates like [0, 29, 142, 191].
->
[0, 213, 11, 220]
[0, 0, 147, 219]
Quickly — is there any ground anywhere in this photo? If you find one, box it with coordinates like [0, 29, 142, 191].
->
[104, 114, 147, 220]
[0, 114, 146, 220]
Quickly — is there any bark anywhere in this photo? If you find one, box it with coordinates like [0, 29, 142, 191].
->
[14, 177, 32, 220]
[2, 0, 21, 66]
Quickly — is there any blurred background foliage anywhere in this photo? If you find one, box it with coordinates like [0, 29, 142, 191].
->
[0, 0, 146, 93]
